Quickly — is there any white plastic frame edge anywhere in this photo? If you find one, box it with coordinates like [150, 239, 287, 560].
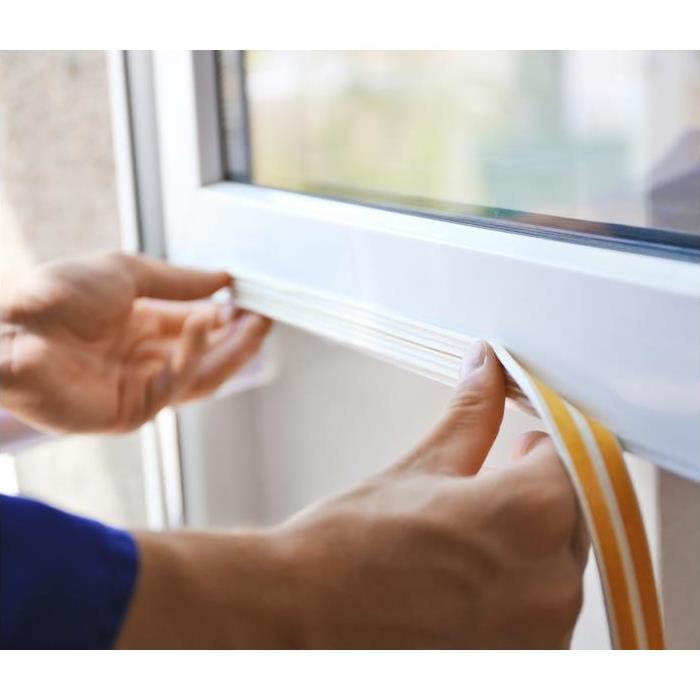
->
[153, 50, 700, 482]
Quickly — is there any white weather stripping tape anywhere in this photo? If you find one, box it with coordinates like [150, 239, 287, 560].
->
[492, 344, 664, 650]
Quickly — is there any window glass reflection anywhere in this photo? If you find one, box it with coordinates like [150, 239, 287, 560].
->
[219, 51, 700, 249]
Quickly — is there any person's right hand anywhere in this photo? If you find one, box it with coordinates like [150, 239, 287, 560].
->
[119, 341, 588, 649]
[272, 340, 589, 648]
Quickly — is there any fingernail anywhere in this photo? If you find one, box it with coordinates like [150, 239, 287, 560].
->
[459, 340, 487, 380]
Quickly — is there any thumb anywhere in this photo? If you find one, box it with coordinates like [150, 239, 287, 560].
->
[411, 341, 506, 476]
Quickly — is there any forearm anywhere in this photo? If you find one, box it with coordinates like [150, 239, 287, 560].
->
[116, 530, 300, 649]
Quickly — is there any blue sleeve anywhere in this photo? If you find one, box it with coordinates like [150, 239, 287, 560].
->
[0, 494, 139, 649]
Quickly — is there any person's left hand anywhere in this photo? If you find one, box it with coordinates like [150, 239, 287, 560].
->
[0, 252, 271, 433]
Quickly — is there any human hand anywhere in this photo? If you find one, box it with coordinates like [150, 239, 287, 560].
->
[119, 342, 587, 649]
[273, 341, 588, 648]
[0, 252, 271, 433]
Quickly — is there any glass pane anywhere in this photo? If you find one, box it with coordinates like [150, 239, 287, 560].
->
[219, 50, 700, 253]
[0, 51, 149, 528]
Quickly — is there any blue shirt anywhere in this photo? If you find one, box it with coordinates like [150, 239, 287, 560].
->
[0, 494, 139, 649]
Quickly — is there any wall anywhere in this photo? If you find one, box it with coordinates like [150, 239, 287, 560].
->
[0, 51, 147, 528]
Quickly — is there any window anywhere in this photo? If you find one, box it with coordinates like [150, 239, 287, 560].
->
[155, 50, 699, 482]
[219, 50, 700, 258]
[150, 50, 699, 649]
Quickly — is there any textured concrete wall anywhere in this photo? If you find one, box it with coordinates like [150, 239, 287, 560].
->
[0, 51, 120, 281]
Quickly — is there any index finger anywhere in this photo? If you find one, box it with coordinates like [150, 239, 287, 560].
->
[123, 254, 232, 301]
[510, 434, 589, 568]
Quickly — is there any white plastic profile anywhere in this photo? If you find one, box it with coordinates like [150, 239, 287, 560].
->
[153, 51, 700, 483]
[166, 184, 700, 483]
[0, 410, 45, 453]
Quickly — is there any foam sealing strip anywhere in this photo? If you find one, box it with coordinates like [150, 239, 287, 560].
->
[493, 344, 664, 650]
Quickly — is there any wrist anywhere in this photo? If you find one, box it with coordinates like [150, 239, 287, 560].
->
[117, 528, 302, 649]
[217, 529, 303, 648]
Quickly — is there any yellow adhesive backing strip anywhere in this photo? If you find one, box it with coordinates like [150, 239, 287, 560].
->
[492, 344, 665, 650]
[586, 418, 665, 649]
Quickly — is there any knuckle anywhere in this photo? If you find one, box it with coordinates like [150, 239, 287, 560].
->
[518, 482, 560, 520]
[501, 478, 577, 553]
[536, 572, 584, 632]
[104, 251, 130, 268]
[104, 252, 138, 292]
[448, 387, 491, 417]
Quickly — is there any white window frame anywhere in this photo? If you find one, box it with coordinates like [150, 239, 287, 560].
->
[152, 50, 700, 483]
